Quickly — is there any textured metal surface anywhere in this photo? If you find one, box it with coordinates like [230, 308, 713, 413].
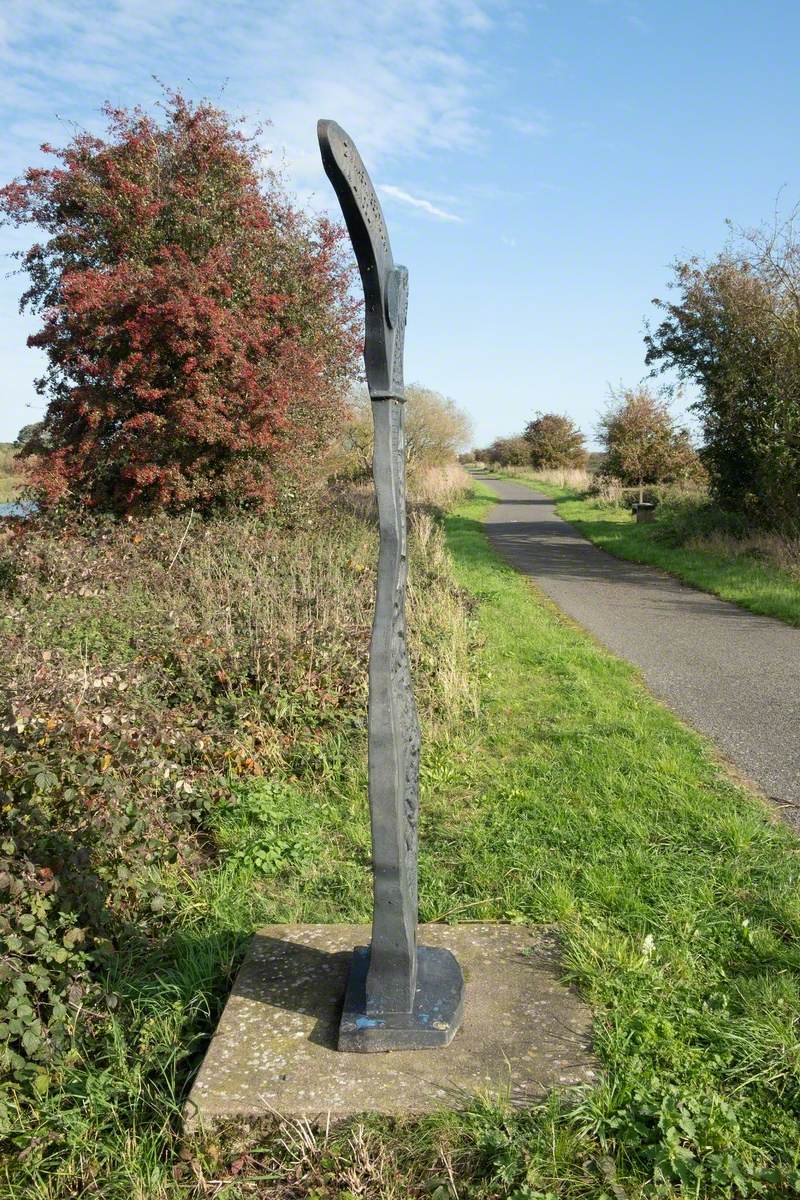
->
[318, 119, 462, 1043]
[317, 119, 406, 398]
[366, 396, 421, 1014]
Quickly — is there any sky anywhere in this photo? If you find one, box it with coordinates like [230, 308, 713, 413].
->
[1, 0, 800, 449]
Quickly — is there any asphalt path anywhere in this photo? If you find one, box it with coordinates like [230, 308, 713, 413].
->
[480, 474, 800, 829]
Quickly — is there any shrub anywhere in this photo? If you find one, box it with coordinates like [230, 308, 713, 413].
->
[0, 483, 477, 1104]
[523, 411, 587, 469]
[646, 214, 800, 531]
[332, 385, 473, 480]
[0, 91, 360, 514]
[480, 435, 532, 467]
[13, 424, 45, 450]
[0, 445, 23, 505]
[597, 385, 703, 503]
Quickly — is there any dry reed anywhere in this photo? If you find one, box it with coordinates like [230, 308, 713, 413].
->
[0, 442, 23, 503]
[409, 461, 471, 508]
[503, 465, 593, 490]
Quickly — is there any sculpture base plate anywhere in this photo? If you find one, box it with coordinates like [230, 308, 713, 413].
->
[184, 924, 598, 1129]
[338, 944, 464, 1052]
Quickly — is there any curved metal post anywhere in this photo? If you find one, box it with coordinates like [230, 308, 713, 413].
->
[318, 119, 463, 1051]
[367, 393, 419, 1013]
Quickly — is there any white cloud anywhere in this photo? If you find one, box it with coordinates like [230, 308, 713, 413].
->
[0, 0, 500, 438]
[0, 0, 503, 193]
[507, 113, 550, 137]
[380, 184, 463, 223]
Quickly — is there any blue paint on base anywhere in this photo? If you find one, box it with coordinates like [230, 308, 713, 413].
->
[338, 943, 464, 1052]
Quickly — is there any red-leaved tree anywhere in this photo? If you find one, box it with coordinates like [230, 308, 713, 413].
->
[0, 91, 360, 513]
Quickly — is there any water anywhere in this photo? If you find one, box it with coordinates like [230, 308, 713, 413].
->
[0, 501, 34, 518]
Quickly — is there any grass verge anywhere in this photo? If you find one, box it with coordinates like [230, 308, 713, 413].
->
[498, 472, 800, 627]
[4, 487, 800, 1197]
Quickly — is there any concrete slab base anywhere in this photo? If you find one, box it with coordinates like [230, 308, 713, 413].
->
[185, 923, 598, 1128]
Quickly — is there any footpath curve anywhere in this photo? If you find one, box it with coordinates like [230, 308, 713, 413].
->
[480, 475, 800, 829]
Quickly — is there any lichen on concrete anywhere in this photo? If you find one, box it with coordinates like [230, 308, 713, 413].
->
[185, 923, 598, 1128]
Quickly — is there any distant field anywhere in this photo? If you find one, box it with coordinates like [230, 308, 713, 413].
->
[0, 442, 23, 503]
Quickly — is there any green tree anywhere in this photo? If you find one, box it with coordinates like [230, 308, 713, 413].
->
[598, 386, 700, 503]
[333, 385, 473, 477]
[645, 215, 800, 529]
[404, 385, 473, 468]
[13, 422, 45, 448]
[481, 436, 531, 466]
[523, 412, 587, 469]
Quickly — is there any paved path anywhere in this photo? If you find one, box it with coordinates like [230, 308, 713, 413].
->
[481, 475, 800, 828]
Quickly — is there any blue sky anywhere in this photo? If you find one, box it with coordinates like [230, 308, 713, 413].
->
[2, 0, 799, 448]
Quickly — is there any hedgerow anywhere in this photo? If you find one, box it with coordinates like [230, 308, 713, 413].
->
[0, 488, 475, 1132]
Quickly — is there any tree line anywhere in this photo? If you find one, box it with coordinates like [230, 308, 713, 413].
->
[473, 388, 703, 504]
[476, 216, 800, 530]
[2, 90, 798, 530]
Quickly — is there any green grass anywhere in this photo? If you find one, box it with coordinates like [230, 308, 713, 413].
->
[499, 473, 800, 627]
[6, 489, 800, 1197]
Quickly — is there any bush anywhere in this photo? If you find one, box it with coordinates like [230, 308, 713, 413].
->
[332, 386, 473, 481]
[646, 214, 800, 531]
[0, 483, 477, 1110]
[648, 493, 750, 545]
[597, 385, 702, 503]
[523, 412, 587, 469]
[0, 91, 359, 514]
[0, 445, 23, 505]
[480, 435, 531, 467]
[587, 475, 707, 512]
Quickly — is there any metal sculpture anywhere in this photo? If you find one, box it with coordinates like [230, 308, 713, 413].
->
[318, 119, 464, 1052]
